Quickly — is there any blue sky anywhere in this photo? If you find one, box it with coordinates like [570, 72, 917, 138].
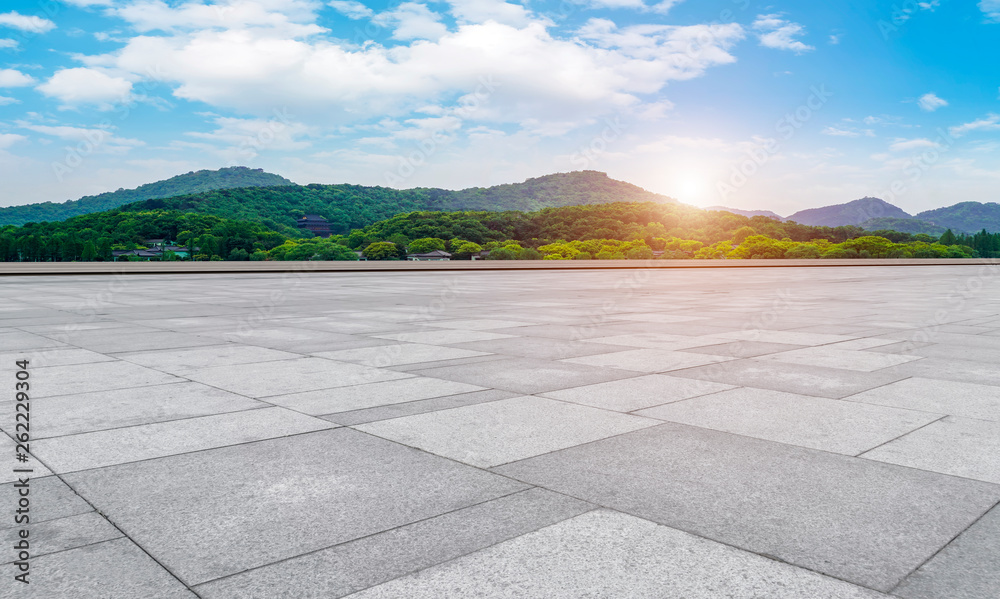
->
[0, 0, 998, 215]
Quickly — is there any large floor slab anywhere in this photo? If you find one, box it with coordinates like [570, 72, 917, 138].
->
[494, 422, 1000, 591]
[3, 266, 999, 598]
[342, 510, 885, 599]
[63, 429, 529, 585]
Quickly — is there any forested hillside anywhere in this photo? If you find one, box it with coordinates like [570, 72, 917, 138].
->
[0, 167, 294, 226]
[120, 171, 676, 236]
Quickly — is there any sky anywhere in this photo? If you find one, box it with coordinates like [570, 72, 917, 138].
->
[0, 0, 998, 216]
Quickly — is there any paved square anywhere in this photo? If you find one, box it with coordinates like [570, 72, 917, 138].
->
[4, 265, 1000, 598]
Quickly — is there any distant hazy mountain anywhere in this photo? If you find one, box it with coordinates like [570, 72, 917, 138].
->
[860, 217, 946, 236]
[0, 166, 294, 226]
[916, 202, 1000, 233]
[123, 170, 678, 236]
[786, 197, 911, 227]
[706, 206, 785, 221]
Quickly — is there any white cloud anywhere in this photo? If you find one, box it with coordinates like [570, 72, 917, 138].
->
[822, 126, 859, 137]
[980, 0, 1000, 22]
[37, 68, 133, 108]
[0, 38, 17, 48]
[373, 3, 448, 41]
[111, 0, 325, 37]
[185, 115, 315, 161]
[328, 0, 374, 19]
[0, 69, 35, 87]
[753, 14, 814, 53]
[917, 92, 947, 111]
[84, 13, 744, 128]
[828, 34, 841, 44]
[0, 133, 26, 149]
[0, 11, 56, 33]
[890, 138, 941, 152]
[19, 123, 145, 154]
[62, 0, 114, 6]
[0, 96, 18, 105]
[949, 113, 1000, 137]
[445, 0, 536, 27]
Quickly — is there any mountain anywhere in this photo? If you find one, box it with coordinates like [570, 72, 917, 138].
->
[916, 202, 1000, 233]
[0, 167, 294, 226]
[121, 170, 677, 236]
[705, 206, 785, 221]
[860, 217, 945, 236]
[786, 197, 911, 227]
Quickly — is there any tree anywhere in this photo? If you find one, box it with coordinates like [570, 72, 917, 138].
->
[363, 241, 400, 260]
[731, 226, 757, 244]
[939, 229, 957, 245]
[80, 241, 97, 261]
[451, 241, 483, 260]
[229, 248, 250, 261]
[407, 237, 446, 254]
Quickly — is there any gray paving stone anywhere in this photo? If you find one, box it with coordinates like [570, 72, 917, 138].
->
[494, 422, 1000, 591]
[1, 435, 53, 482]
[407, 357, 640, 394]
[64, 428, 529, 585]
[114, 344, 301, 373]
[322, 389, 519, 425]
[680, 340, 807, 358]
[846, 377, 1000, 422]
[33, 407, 334, 473]
[0, 347, 115, 368]
[581, 332, 729, 350]
[861, 417, 1000, 484]
[448, 336, 632, 360]
[0, 475, 91, 527]
[894, 504, 1000, 599]
[314, 343, 491, 367]
[634, 387, 941, 455]
[357, 395, 658, 468]
[372, 329, 515, 344]
[29, 360, 181, 398]
[717, 329, 860, 346]
[670, 358, 909, 398]
[28, 382, 265, 439]
[343, 510, 885, 599]
[8, 537, 197, 598]
[540, 374, 736, 412]
[0, 330, 69, 350]
[202, 326, 397, 353]
[562, 348, 735, 373]
[196, 488, 593, 599]
[180, 357, 412, 398]
[66, 329, 223, 353]
[754, 346, 922, 371]
[1, 511, 122, 563]
[266, 376, 487, 415]
[428, 318, 535, 330]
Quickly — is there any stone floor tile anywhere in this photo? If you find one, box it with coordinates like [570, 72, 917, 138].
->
[356, 395, 658, 467]
[407, 357, 640, 394]
[540, 374, 736, 412]
[266, 376, 487, 415]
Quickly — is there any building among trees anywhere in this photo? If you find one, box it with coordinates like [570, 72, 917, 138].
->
[297, 214, 332, 237]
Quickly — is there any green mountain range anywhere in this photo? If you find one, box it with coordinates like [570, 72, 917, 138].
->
[121, 170, 677, 237]
[0, 167, 294, 226]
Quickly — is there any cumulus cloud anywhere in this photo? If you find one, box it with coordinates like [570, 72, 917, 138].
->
[917, 92, 947, 111]
[822, 127, 860, 137]
[19, 123, 145, 153]
[890, 138, 941, 152]
[949, 113, 1000, 137]
[373, 3, 448, 41]
[111, 0, 325, 37]
[0, 96, 18, 105]
[0, 39, 16, 48]
[0, 69, 35, 87]
[328, 0, 374, 19]
[0, 133, 26, 149]
[753, 14, 814, 53]
[0, 11, 56, 33]
[37, 68, 133, 108]
[80, 7, 744, 129]
[979, 0, 1000, 22]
